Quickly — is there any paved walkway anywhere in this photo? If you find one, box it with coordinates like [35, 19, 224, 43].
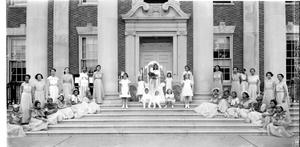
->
[7, 135, 298, 147]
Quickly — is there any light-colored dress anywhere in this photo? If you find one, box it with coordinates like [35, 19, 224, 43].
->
[137, 81, 145, 95]
[82, 97, 100, 114]
[72, 100, 89, 119]
[263, 79, 275, 108]
[275, 81, 291, 123]
[119, 79, 131, 98]
[150, 70, 161, 95]
[93, 72, 104, 103]
[236, 99, 252, 119]
[248, 75, 260, 102]
[194, 96, 220, 118]
[25, 108, 49, 131]
[7, 111, 26, 137]
[79, 72, 89, 99]
[231, 73, 241, 98]
[57, 100, 74, 119]
[141, 93, 151, 103]
[61, 74, 74, 101]
[218, 96, 232, 113]
[267, 111, 294, 138]
[165, 93, 175, 104]
[181, 79, 194, 102]
[44, 103, 63, 125]
[226, 97, 240, 118]
[248, 102, 266, 125]
[47, 76, 59, 102]
[34, 81, 46, 108]
[20, 82, 33, 123]
[165, 77, 173, 91]
[213, 71, 223, 94]
[240, 73, 248, 92]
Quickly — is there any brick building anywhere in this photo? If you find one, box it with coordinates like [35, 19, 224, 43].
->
[6, 0, 299, 102]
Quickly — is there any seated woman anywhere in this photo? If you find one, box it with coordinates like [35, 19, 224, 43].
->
[247, 96, 267, 125]
[141, 88, 151, 108]
[7, 104, 26, 137]
[225, 91, 240, 118]
[164, 89, 175, 109]
[236, 91, 252, 121]
[82, 90, 100, 114]
[194, 88, 221, 118]
[261, 99, 277, 130]
[24, 100, 49, 132]
[44, 98, 63, 125]
[267, 106, 294, 138]
[57, 94, 74, 119]
[71, 89, 82, 105]
[218, 89, 232, 113]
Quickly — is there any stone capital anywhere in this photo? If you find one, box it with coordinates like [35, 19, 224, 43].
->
[125, 30, 136, 36]
[176, 31, 187, 36]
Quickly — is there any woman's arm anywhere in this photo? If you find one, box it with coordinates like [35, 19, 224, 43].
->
[283, 83, 289, 103]
[71, 74, 75, 90]
[257, 76, 261, 94]
[221, 72, 223, 85]
[20, 83, 23, 103]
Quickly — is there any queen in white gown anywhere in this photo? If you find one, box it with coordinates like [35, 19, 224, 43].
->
[148, 63, 165, 103]
[194, 88, 221, 118]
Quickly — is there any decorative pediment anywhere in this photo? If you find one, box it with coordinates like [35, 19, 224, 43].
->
[76, 23, 97, 34]
[7, 24, 26, 36]
[214, 22, 236, 34]
[286, 22, 299, 33]
[121, 1, 190, 21]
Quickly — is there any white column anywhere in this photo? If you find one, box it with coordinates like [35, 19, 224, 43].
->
[98, 0, 118, 96]
[264, 1, 286, 79]
[193, 1, 213, 98]
[53, 0, 69, 79]
[26, 0, 48, 83]
[243, 1, 259, 74]
[125, 31, 136, 82]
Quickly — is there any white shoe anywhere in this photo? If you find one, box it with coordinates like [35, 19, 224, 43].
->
[172, 106, 174, 109]
[121, 105, 124, 109]
[126, 105, 128, 109]
[164, 106, 167, 109]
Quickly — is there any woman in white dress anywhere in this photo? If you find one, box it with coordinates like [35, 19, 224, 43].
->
[240, 68, 248, 92]
[149, 64, 160, 95]
[119, 73, 131, 109]
[20, 74, 33, 124]
[231, 67, 241, 98]
[164, 89, 175, 109]
[61, 67, 74, 101]
[194, 88, 221, 118]
[165, 71, 173, 92]
[247, 96, 266, 125]
[248, 68, 260, 102]
[24, 101, 49, 132]
[47, 68, 60, 102]
[34, 73, 46, 108]
[141, 88, 151, 108]
[137, 75, 146, 102]
[237, 91, 252, 120]
[225, 91, 240, 118]
[181, 74, 194, 108]
[93, 65, 104, 104]
[82, 90, 100, 114]
[7, 104, 26, 137]
[71, 89, 89, 118]
[57, 94, 74, 119]
[275, 74, 291, 123]
[181, 65, 194, 101]
[263, 72, 276, 108]
[44, 98, 63, 125]
[79, 66, 89, 99]
[213, 65, 223, 94]
[218, 89, 232, 113]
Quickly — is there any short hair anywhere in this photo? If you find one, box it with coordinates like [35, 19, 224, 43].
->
[166, 89, 173, 94]
[231, 91, 237, 96]
[58, 95, 64, 101]
[214, 65, 221, 72]
[233, 67, 239, 70]
[35, 73, 43, 80]
[63, 67, 69, 74]
[50, 68, 56, 72]
[183, 73, 190, 80]
[95, 65, 101, 71]
[167, 72, 172, 78]
[153, 64, 159, 70]
[243, 68, 246, 72]
[123, 73, 129, 78]
[270, 99, 277, 106]
[73, 89, 80, 95]
[277, 73, 284, 78]
[33, 100, 41, 107]
[276, 106, 284, 111]
[266, 71, 273, 77]
[250, 68, 256, 72]
[24, 74, 31, 79]
[185, 65, 190, 71]
[242, 92, 250, 98]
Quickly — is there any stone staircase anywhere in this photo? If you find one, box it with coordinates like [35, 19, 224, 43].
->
[12, 99, 297, 136]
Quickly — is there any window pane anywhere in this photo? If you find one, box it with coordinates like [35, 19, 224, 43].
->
[11, 38, 26, 60]
[214, 37, 230, 59]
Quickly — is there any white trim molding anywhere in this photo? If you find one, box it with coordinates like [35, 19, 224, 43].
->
[7, 24, 26, 36]
[76, 23, 97, 34]
[214, 22, 236, 34]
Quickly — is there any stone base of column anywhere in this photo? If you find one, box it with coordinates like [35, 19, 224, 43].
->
[193, 93, 211, 103]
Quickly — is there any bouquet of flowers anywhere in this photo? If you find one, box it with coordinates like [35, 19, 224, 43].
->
[148, 72, 158, 79]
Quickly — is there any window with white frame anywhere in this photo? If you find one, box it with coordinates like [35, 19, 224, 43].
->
[286, 35, 299, 84]
[79, 36, 98, 74]
[213, 36, 232, 82]
[9, 0, 27, 6]
[8, 37, 26, 82]
[80, 0, 97, 5]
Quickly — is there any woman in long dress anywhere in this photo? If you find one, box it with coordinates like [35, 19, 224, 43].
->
[34, 73, 46, 108]
[181, 65, 194, 101]
[231, 67, 241, 98]
[247, 96, 267, 125]
[248, 68, 260, 102]
[263, 72, 276, 108]
[61, 67, 74, 102]
[7, 104, 26, 137]
[71, 89, 89, 118]
[44, 98, 63, 125]
[213, 65, 223, 94]
[24, 100, 49, 131]
[240, 68, 248, 92]
[181, 74, 194, 108]
[225, 91, 240, 118]
[165, 71, 173, 92]
[57, 94, 74, 119]
[194, 88, 221, 118]
[261, 99, 277, 130]
[149, 64, 160, 95]
[237, 91, 252, 120]
[93, 65, 105, 104]
[218, 89, 232, 113]
[267, 106, 294, 138]
[275, 74, 291, 123]
[20, 74, 33, 124]
[79, 66, 89, 99]
[47, 68, 60, 102]
[83, 90, 100, 114]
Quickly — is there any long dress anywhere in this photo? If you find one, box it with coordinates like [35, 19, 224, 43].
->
[137, 81, 145, 95]
[218, 95, 232, 113]
[61, 74, 74, 101]
[47, 76, 59, 102]
[231, 73, 241, 98]
[150, 69, 160, 96]
[71, 95, 89, 119]
[165, 93, 175, 104]
[237, 99, 252, 119]
[79, 72, 89, 99]
[240, 73, 248, 92]
[93, 72, 104, 103]
[248, 102, 266, 125]
[34, 81, 46, 108]
[263, 79, 275, 108]
[267, 111, 294, 138]
[213, 71, 223, 94]
[20, 82, 33, 123]
[57, 100, 74, 119]
[275, 81, 291, 123]
[181, 71, 194, 97]
[165, 77, 173, 91]
[24, 108, 49, 131]
[226, 97, 240, 118]
[44, 103, 63, 125]
[181, 79, 194, 102]
[7, 111, 26, 137]
[119, 79, 131, 98]
[194, 96, 220, 118]
[261, 107, 276, 128]
[248, 75, 260, 102]
[83, 97, 100, 114]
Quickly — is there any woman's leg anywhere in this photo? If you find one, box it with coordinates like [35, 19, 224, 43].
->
[125, 98, 128, 108]
[121, 98, 125, 108]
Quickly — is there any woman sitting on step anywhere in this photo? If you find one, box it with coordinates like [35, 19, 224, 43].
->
[82, 90, 100, 114]
[7, 104, 26, 137]
[225, 91, 240, 118]
[24, 100, 49, 132]
[247, 95, 267, 125]
[44, 98, 63, 125]
[236, 91, 252, 121]
[194, 87, 221, 118]
[261, 99, 277, 130]
[218, 89, 232, 113]
[57, 94, 75, 119]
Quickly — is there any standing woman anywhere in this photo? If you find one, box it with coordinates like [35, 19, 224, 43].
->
[79, 66, 89, 99]
[61, 67, 74, 101]
[20, 74, 34, 124]
[213, 65, 223, 94]
[231, 67, 241, 98]
[275, 74, 291, 121]
[263, 72, 276, 108]
[93, 65, 104, 104]
[240, 68, 248, 92]
[247, 68, 260, 102]
[34, 73, 46, 108]
[181, 65, 194, 84]
[47, 68, 60, 102]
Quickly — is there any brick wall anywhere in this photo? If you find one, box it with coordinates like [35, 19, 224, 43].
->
[259, 1, 265, 91]
[286, 2, 300, 25]
[47, 0, 54, 76]
[213, 2, 244, 73]
[6, 3, 27, 28]
[69, 0, 97, 74]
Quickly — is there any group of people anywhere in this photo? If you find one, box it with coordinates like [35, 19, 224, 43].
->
[194, 66, 294, 138]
